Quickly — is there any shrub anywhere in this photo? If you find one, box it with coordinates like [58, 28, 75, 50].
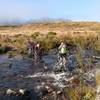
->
[47, 32, 57, 36]
[8, 51, 16, 58]
[31, 32, 40, 39]
[40, 37, 59, 51]
[0, 47, 5, 54]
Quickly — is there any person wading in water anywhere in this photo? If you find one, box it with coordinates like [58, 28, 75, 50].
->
[58, 42, 68, 71]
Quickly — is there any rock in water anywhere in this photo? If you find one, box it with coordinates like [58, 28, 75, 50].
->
[6, 89, 16, 95]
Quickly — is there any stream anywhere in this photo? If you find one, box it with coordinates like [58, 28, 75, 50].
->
[0, 50, 100, 100]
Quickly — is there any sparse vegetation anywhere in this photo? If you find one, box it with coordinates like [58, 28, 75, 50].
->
[0, 22, 100, 53]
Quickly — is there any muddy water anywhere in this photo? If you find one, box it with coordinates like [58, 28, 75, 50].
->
[0, 50, 100, 99]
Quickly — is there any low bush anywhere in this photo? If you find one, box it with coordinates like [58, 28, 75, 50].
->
[31, 32, 40, 39]
[47, 31, 57, 36]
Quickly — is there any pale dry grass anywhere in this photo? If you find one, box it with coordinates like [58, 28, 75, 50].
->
[0, 22, 100, 52]
[0, 22, 100, 36]
[96, 69, 100, 86]
[96, 75, 100, 86]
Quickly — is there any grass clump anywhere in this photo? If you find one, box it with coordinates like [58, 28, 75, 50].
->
[47, 31, 57, 36]
[39, 37, 59, 51]
[64, 85, 96, 100]
[0, 47, 5, 54]
[31, 32, 40, 39]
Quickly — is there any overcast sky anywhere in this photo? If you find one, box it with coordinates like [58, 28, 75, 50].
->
[0, 0, 100, 23]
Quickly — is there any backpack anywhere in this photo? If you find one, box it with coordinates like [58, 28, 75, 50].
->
[60, 47, 67, 54]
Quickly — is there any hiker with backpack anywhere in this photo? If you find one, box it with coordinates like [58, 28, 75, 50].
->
[58, 42, 68, 71]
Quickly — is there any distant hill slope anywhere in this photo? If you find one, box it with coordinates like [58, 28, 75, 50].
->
[0, 18, 72, 26]
[26, 18, 72, 24]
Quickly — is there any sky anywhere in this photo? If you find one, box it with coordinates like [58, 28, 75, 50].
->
[0, 0, 100, 23]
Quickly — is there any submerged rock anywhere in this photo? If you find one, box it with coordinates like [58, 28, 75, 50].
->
[0, 62, 12, 68]
[6, 89, 16, 96]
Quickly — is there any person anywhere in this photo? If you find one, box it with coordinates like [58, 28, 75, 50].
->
[27, 39, 36, 58]
[34, 43, 43, 62]
[58, 42, 68, 71]
[58, 42, 67, 58]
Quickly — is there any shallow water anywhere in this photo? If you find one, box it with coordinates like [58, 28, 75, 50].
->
[0, 50, 99, 99]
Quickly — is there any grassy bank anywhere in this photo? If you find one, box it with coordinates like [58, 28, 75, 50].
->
[0, 22, 100, 54]
[0, 30, 100, 54]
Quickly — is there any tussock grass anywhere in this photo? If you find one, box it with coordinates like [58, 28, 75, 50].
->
[64, 85, 96, 100]
[0, 30, 100, 54]
[0, 22, 100, 54]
